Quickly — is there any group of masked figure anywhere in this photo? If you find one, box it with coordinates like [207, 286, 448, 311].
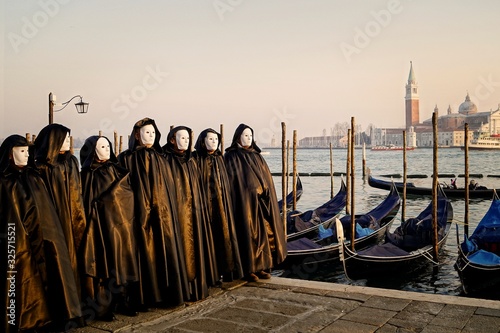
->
[0, 118, 287, 332]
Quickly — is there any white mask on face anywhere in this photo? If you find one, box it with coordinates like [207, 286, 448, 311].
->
[60, 132, 71, 152]
[175, 129, 189, 151]
[95, 137, 110, 161]
[12, 146, 29, 166]
[140, 124, 156, 147]
[239, 128, 253, 148]
[204, 132, 219, 152]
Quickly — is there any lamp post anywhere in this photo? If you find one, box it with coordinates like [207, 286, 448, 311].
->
[48, 92, 89, 124]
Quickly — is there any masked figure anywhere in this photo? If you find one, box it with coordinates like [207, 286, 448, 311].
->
[193, 128, 243, 282]
[33, 124, 86, 302]
[163, 126, 216, 301]
[224, 124, 287, 282]
[80, 136, 139, 319]
[118, 118, 186, 308]
[0, 135, 81, 332]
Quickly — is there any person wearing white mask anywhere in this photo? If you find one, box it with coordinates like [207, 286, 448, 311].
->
[224, 124, 287, 282]
[33, 124, 87, 319]
[163, 126, 215, 301]
[118, 118, 186, 310]
[193, 128, 243, 282]
[80, 136, 139, 320]
[0, 134, 81, 331]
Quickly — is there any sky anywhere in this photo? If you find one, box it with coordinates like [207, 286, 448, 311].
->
[2, 0, 500, 146]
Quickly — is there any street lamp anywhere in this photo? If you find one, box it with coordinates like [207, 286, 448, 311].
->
[48, 92, 89, 124]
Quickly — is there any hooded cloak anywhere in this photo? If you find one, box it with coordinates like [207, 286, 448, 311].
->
[193, 128, 243, 281]
[33, 124, 86, 300]
[224, 124, 287, 275]
[80, 136, 139, 315]
[118, 118, 186, 307]
[0, 135, 81, 332]
[163, 126, 215, 301]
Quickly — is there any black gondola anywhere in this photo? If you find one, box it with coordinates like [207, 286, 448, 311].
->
[279, 181, 401, 267]
[286, 178, 347, 241]
[455, 190, 500, 295]
[339, 185, 454, 279]
[368, 174, 498, 199]
[278, 176, 303, 213]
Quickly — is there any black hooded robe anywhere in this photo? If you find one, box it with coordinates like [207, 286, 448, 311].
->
[33, 124, 87, 302]
[193, 128, 243, 281]
[0, 135, 81, 332]
[80, 135, 139, 317]
[163, 126, 215, 301]
[118, 118, 186, 307]
[224, 124, 287, 275]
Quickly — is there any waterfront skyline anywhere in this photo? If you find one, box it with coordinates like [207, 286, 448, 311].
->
[2, 1, 500, 145]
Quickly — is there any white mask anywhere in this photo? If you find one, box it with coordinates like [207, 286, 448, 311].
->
[140, 124, 156, 147]
[204, 132, 219, 152]
[95, 137, 110, 161]
[239, 128, 253, 148]
[60, 132, 71, 152]
[175, 129, 190, 151]
[12, 146, 29, 166]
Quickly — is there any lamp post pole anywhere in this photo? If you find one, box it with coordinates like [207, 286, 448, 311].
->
[49, 92, 54, 124]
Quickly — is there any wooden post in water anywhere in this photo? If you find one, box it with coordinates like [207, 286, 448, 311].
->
[346, 129, 351, 216]
[32, 134, 36, 143]
[99, 130, 102, 137]
[119, 136, 124, 154]
[350, 117, 356, 251]
[362, 142, 366, 178]
[432, 112, 439, 262]
[281, 122, 287, 236]
[220, 124, 224, 153]
[329, 142, 334, 199]
[402, 130, 407, 223]
[286, 140, 290, 203]
[26, 133, 31, 144]
[293, 130, 297, 211]
[70, 136, 74, 155]
[464, 123, 470, 237]
[114, 131, 118, 155]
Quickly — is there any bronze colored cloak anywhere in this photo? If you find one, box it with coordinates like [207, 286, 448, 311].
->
[193, 128, 243, 281]
[0, 135, 81, 332]
[163, 126, 215, 301]
[118, 118, 186, 306]
[224, 124, 287, 275]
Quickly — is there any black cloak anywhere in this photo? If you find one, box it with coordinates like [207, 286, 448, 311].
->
[193, 128, 243, 281]
[118, 118, 186, 307]
[33, 124, 87, 300]
[224, 124, 287, 275]
[0, 135, 81, 332]
[163, 126, 215, 301]
[80, 136, 139, 314]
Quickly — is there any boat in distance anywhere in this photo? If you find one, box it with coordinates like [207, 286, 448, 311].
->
[368, 174, 500, 199]
[461, 134, 500, 150]
[371, 144, 415, 151]
[455, 190, 500, 295]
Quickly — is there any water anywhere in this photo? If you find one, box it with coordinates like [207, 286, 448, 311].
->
[263, 147, 500, 300]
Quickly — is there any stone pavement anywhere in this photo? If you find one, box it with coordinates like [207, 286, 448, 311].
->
[73, 277, 500, 333]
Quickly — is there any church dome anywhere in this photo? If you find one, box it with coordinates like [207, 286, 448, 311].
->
[458, 93, 477, 115]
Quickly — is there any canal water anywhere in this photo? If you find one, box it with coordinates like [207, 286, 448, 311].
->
[263, 147, 500, 300]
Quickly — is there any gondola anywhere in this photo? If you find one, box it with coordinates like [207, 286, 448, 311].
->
[279, 181, 401, 267]
[368, 174, 498, 199]
[338, 185, 454, 279]
[278, 176, 303, 213]
[454, 190, 500, 295]
[286, 178, 347, 241]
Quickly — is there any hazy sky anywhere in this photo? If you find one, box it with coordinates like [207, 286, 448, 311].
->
[2, 0, 500, 145]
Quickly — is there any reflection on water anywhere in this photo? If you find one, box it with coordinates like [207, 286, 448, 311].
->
[264, 148, 500, 301]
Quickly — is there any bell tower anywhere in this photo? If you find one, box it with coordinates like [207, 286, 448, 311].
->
[405, 61, 420, 129]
